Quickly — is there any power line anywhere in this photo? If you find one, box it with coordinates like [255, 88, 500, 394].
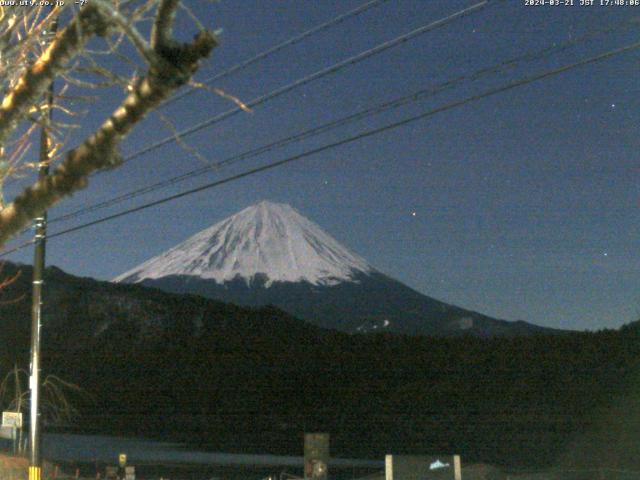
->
[161, 0, 391, 110]
[46, 14, 637, 226]
[0, 38, 633, 257]
[0, 239, 34, 257]
[3, 0, 500, 244]
[119, 0, 493, 166]
[2, 0, 390, 191]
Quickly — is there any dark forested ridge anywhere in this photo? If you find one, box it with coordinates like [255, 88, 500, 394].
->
[137, 271, 561, 337]
[0, 262, 639, 470]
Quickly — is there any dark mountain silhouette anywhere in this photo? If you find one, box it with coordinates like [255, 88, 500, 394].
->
[0, 261, 636, 472]
[116, 201, 560, 337]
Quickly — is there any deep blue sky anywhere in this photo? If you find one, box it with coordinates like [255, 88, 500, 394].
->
[4, 0, 640, 331]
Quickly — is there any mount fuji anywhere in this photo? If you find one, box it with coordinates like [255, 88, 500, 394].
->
[115, 201, 556, 336]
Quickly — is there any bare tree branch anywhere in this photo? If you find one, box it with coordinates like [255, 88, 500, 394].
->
[0, 3, 217, 248]
[151, 0, 179, 50]
[92, 0, 157, 65]
[0, 5, 109, 146]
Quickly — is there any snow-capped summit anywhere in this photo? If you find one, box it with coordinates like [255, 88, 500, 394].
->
[115, 200, 559, 337]
[114, 201, 373, 287]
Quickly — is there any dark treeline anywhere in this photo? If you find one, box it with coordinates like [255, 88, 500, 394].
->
[1, 262, 639, 470]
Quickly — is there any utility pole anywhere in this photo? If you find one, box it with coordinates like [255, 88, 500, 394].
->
[29, 12, 56, 480]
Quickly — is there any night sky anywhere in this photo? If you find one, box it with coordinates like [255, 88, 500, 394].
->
[3, 0, 639, 331]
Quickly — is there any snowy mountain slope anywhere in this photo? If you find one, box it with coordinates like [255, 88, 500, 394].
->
[115, 201, 372, 287]
[116, 201, 560, 337]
